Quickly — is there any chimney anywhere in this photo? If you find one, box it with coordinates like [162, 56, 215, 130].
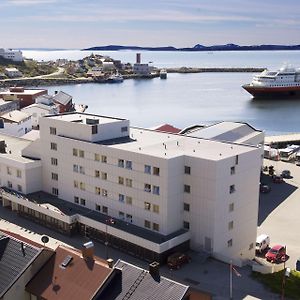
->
[82, 241, 94, 260]
[149, 261, 160, 277]
[54, 90, 58, 95]
[107, 258, 114, 268]
[21, 242, 26, 256]
[136, 53, 141, 64]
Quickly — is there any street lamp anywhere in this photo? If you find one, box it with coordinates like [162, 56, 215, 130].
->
[105, 218, 115, 259]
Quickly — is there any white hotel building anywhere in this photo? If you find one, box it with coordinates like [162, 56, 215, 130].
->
[0, 113, 263, 266]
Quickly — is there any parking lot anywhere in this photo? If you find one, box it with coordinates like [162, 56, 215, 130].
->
[258, 159, 300, 269]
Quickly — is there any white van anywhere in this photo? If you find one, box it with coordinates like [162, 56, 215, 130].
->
[256, 234, 270, 253]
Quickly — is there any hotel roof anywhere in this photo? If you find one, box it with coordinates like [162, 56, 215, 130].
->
[1, 110, 30, 123]
[0, 88, 46, 96]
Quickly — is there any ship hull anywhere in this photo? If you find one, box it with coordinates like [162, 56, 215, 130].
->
[242, 84, 300, 98]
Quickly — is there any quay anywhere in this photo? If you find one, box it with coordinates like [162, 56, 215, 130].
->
[265, 133, 300, 148]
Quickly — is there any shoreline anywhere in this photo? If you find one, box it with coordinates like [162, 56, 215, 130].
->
[0, 67, 264, 88]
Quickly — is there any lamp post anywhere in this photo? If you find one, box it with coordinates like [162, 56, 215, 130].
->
[105, 218, 115, 259]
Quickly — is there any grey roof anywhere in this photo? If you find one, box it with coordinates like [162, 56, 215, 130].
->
[99, 260, 188, 300]
[0, 233, 42, 297]
[53, 91, 72, 105]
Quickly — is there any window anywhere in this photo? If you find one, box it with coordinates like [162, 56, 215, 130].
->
[119, 211, 125, 220]
[95, 170, 100, 178]
[144, 220, 151, 229]
[153, 204, 159, 213]
[230, 185, 235, 194]
[102, 189, 108, 197]
[144, 202, 151, 210]
[73, 164, 79, 172]
[125, 178, 132, 187]
[50, 142, 57, 150]
[74, 196, 79, 204]
[17, 185, 22, 192]
[144, 183, 151, 193]
[92, 125, 98, 134]
[79, 166, 85, 174]
[102, 206, 108, 214]
[229, 203, 234, 212]
[118, 176, 124, 185]
[51, 158, 58, 166]
[95, 204, 101, 211]
[80, 198, 86, 206]
[95, 153, 100, 161]
[183, 221, 190, 230]
[153, 167, 160, 176]
[126, 214, 133, 223]
[121, 126, 128, 132]
[144, 165, 151, 174]
[227, 239, 233, 247]
[235, 155, 239, 165]
[7, 181, 12, 188]
[101, 155, 107, 163]
[230, 166, 235, 175]
[95, 187, 101, 195]
[79, 150, 84, 158]
[16, 169, 22, 178]
[125, 160, 132, 170]
[50, 127, 56, 135]
[74, 180, 79, 188]
[153, 185, 160, 195]
[184, 203, 190, 211]
[51, 173, 58, 181]
[153, 223, 159, 231]
[73, 148, 78, 156]
[7, 167, 11, 175]
[52, 188, 59, 196]
[118, 159, 124, 168]
[228, 221, 234, 230]
[126, 196, 132, 205]
[184, 184, 191, 193]
[184, 166, 191, 175]
[101, 172, 107, 180]
[80, 182, 85, 190]
[119, 194, 125, 202]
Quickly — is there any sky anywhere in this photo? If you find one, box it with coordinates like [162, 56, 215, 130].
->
[1, 0, 300, 49]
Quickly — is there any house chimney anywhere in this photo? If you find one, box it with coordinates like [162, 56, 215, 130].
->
[136, 53, 141, 64]
[149, 261, 160, 277]
[82, 241, 94, 260]
[21, 242, 26, 256]
[107, 258, 114, 268]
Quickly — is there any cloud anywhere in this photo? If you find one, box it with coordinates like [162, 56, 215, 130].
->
[6, 0, 58, 5]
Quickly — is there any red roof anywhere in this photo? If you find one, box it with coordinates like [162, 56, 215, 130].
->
[153, 124, 181, 134]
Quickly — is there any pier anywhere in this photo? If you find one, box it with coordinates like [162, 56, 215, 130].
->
[265, 133, 300, 148]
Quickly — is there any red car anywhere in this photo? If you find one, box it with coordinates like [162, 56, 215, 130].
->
[265, 245, 286, 263]
[167, 252, 191, 269]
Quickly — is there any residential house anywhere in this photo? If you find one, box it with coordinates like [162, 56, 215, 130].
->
[4, 68, 23, 78]
[52, 91, 73, 113]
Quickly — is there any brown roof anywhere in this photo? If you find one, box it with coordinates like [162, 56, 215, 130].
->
[153, 124, 181, 134]
[26, 245, 113, 300]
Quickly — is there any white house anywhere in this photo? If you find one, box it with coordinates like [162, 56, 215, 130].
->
[0, 112, 263, 266]
[4, 68, 23, 78]
[0, 48, 23, 62]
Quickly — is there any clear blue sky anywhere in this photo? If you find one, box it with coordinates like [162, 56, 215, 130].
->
[1, 0, 299, 49]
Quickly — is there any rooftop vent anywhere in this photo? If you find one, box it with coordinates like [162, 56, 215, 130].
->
[61, 255, 73, 268]
[149, 261, 160, 277]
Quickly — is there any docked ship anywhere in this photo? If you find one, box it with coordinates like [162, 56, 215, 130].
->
[242, 65, 300, 98]
[107, 73, 124, 83]
[160, 69, 167, 79]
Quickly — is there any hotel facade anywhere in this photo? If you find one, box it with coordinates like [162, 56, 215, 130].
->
[0, 113, 264, 266]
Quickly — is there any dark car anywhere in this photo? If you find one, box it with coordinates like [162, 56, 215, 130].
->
[260, 184, 271, 193]
[281, 170, 291, 178]
[273, 175, 284, 183]
[167, 252, 191, 269]
[265, 245, 286, 263]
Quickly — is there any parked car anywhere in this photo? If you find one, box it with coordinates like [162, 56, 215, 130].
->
[281, 170, 291, 178]
[256, 234, 270, 253]
[167, 252, 191, 269]
[272, 175, 284, 183]
[260, 184, 271, 193]
[265, 245, 286, 263]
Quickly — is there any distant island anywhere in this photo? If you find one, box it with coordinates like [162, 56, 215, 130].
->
[83, 43, 300, 52]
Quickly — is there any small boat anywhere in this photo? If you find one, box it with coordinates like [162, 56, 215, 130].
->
[107, 73, 124, 83]
[160, 69, 167, 79]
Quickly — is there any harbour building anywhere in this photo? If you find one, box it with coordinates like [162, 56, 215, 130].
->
[0, 112, 264, 266]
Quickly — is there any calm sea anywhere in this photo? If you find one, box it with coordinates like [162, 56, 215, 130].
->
[23, 50, 300, 135]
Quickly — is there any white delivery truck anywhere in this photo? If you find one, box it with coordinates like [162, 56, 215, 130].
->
[256, 234, 270, 253]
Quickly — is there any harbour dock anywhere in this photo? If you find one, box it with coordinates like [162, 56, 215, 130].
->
[265, 133, 300, 148]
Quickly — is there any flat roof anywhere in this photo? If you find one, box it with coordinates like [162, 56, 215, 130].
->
[1, 110, 30, 123]
[265, 133, 300, 145]
[0, 89, 46, 96]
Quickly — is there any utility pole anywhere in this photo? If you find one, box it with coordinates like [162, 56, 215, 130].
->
[230, 260, 233, 300]
[281, 246, 287, 300]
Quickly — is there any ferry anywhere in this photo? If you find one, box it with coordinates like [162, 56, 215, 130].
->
[160, 69, 167, 79]
[107, 73, 124, 83]
[242, 65, 300, 98]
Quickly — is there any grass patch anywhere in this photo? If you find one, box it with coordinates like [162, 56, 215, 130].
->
[252, 270, 300, 299]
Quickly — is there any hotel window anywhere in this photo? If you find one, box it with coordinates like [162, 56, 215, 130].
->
[235, 155, 239, 165]
[144, 183, 151, 193]
[95, 170, 100, 178]
[52, 188, 59, 196]
[51, 158, 58, 166]
[229, 203, 234, 212]
[50, 142, 57, 151]
[50, 127, 56, 135]
[79, 150, 84, 158]
[92, 125, 98, 134]
[80, 198, 86, 206]
[73, 148, 78, 156]
[95, 153, 100, 161]
[184, 184, 191, 193]
[101, 172, 107, 180]
[126, 196, 132, 205]
[95, 187, 101, 195]
[79, 166, 85, 174]
[153, 204, 159, 214]
[183, 221, 190, 230]
[153, 167, 160, 176]
[118, 176, 124, 185]
[126, 214, 133, 223]
[144, 220, 151, 229]
[230, 166, 235, 175]
[125, 178, 132, 187]
[17, 185, 22, 192]
[153, 186, 160, 195]
[118, 159, 124, 168]
[101, 155, 107, 163]
[144, 202, 151, 210]
[16, 169, 22, 178]
[95, 204, 101, 211]
[80, 182, 85, 190]
[102, 206, 108, 214]
[102, 189, 108, 197]
[119, 194, 125, 202]
[73, 164, 79, 173]
[74, 196, 79, 204]
[153, 223, 159, 232]
[119, 211, 125, 220]
[7, 181, 12, 188]
[230, 185, 235, 194]
[184, 166, 191, 175]
[227, 239, 233, 247]
[228, 221, 234, 230]
[125, 160, 132, 170]
[7, 167, 11, 175]
[184, 203, 190, 212]
[74, 180, 79, 188]
[144, 165, 151, 174]
[51, 173, 58, 181]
